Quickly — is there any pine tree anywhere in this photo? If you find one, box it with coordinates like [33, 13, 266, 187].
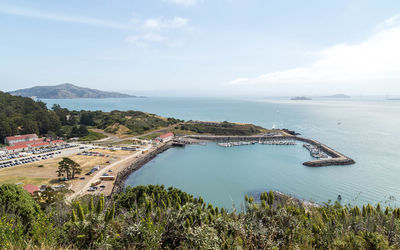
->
[268, 191, 275, 206]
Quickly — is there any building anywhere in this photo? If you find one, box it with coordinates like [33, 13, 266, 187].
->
[23, 184, 39, 195]
[5, 144, 30, 153]
[157, 132, 174, 142]
[5, 134, 38, 146]
[5, 138, 64, 153]
[5, 140, 50, 153]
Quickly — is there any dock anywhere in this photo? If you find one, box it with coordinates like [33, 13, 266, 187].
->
[185, 134, 355, 167]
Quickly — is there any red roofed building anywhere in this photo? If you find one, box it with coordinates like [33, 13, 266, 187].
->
[5, 134, 38, 146]
[13, 138, 44, 147]
[157, 132, 174, 142]
[23, 184, 39, 195]
[31, 142, 50, 147]
[6, 144, 29, 153]
[51, 140, 65, 144]
[6, 139, 51, 153]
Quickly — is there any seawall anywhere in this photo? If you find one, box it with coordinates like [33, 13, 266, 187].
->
[186, 134, 355, 167]
[110, 142, 172, 196]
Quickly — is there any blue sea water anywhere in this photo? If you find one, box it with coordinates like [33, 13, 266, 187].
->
[44, 97, 400, 208]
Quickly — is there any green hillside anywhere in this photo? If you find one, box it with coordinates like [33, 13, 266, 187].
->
[9, 83, 135, 99]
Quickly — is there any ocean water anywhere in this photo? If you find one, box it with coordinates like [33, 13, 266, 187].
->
[44, 97, 400, 208]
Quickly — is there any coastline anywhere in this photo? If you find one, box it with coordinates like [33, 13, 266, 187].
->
[110, 142, 173, 196]
[185, 134, 355, 167]
[106, 132, 355, 203]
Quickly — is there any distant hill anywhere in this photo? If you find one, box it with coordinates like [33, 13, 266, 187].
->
[290, 96, 312, 100]
[323, 94, 351, 98]
[9, 83, 136, 99]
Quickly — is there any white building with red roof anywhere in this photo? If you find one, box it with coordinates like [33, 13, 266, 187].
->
[157, 132, 174, 142]
[5, 134, 38, 146]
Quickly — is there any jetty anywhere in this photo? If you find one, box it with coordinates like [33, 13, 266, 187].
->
[185, 134, 355, 167]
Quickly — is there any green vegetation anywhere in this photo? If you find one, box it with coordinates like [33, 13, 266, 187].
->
[178, 121, 269, 136]
[52, 105, 182, 137]
[79, 130, 107, 141]
[1, 184, 400, 249]
[57, 157, 82, 179]
[0, 91, 181, 142]
[0, 91, 61, 142]
[0, 91, 270, 144]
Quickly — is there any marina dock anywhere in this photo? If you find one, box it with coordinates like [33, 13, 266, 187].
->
[186, 134, 355, 167]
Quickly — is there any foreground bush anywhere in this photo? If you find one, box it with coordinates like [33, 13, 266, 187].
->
[0, 184, 399, 249]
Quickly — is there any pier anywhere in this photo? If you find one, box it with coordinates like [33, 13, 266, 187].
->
[185, 134, 355, 167]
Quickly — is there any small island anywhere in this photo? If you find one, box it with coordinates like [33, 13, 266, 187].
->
[290, 96, 312, 100]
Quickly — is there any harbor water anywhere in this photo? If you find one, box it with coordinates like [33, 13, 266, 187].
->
[44, 97, 400, 208]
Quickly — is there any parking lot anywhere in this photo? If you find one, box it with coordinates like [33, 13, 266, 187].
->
[0, 144, 89, 169]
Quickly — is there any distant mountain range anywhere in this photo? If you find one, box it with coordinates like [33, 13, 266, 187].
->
[9, 83, 136, 99]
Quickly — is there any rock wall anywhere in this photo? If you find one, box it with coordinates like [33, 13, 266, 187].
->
[110, 143, 172, 196]
[187, 134, 355, 167]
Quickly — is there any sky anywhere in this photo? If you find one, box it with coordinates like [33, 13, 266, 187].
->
[1, 0, 400, 97]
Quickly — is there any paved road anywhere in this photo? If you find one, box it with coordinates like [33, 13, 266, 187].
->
[67, 144, 152, 201]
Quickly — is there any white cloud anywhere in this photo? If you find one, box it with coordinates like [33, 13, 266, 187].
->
[142, 17, 189, 30]
[0, 3, 190, 32]
[164, 0, 198, 6]
[375, 14, 400, 30]
[127, 17, 190, 47]
[126, 32, 167, 46]
[229, 16, 400, 90]
[0, 3, 130, 30]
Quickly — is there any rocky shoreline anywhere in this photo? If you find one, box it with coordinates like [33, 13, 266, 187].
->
[110, 142, 173, 196]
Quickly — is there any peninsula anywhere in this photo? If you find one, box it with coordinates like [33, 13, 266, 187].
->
[9, 83, 136, 99]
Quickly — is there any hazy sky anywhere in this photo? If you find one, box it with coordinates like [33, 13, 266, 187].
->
[1, 0, 400, 96]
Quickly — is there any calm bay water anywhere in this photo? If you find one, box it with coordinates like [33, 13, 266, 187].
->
[44, 97, 400, 208]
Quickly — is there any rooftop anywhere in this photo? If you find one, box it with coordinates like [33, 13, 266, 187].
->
[159, 132, 174, 139]
[6, 134, 38, 141]
[23, 184, 39, 195]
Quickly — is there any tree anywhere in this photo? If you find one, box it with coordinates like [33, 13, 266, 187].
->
[57, 158, 81, 179]
[80, 112, 95, 126]
[78, 125, 89, 137]
[0, 184, 41, 227]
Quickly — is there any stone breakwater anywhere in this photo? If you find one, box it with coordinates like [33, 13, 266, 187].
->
[186, 134, 355, 167]
[110, 142, 172, 196]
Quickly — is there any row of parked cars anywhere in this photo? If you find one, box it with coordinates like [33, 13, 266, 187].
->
[0, 152, 24, 161]
[0, 151, 63, 169]
[30, 143, 76, 154]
